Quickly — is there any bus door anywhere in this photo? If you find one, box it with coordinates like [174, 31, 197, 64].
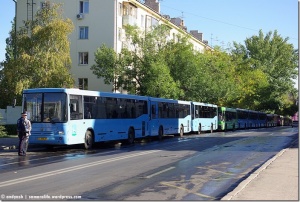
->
[148, 101, 159, 136]
[69, 95, 86, 144]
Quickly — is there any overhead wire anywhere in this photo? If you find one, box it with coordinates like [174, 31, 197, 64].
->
[160, 4, 298, 42]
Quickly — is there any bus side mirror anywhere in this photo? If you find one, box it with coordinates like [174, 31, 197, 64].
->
[12, 98, 16, 108]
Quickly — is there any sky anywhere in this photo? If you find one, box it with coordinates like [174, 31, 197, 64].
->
[159, 0, 298, 49]
[0, 0, 298, 85]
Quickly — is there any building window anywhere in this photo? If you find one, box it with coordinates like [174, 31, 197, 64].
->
[78, 78, 88, 90]
[79, 0, 89, 14]
[79, 52, 88, 65]
[141, 15, 144, 28]
[79, 27, 89, 39]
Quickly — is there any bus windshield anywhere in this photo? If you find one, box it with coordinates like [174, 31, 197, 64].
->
[23, 92, 67, 123]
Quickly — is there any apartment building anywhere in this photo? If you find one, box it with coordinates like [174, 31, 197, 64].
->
[15, 0, 212, 92]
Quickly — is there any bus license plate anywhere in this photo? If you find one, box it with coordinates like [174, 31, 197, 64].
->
[38, 137, 48, 140]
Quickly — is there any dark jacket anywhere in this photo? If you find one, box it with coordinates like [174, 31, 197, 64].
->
[17, 117, 27, 135]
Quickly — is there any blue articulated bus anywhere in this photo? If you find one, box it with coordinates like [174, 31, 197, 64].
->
[191, 102, 218, 134]
[248, 110, 260, 128]
[149, 97, 191, 139]
[23, 88, 151, 149]
[236, 108, 249, 129]
[22, 88, 192, 149]
[257, 111, 267, 127]
[237, 109, 267, 129]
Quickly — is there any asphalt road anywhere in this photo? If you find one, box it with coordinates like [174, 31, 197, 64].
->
[0, 126, 297, 200]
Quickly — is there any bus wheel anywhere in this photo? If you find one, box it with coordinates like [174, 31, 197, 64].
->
[84, 130, 94, 150]
[198, 124, 201, 135]
[158, 126, 164, 141]
[180, 126, 184, 137]
[127, 128, 135, 145]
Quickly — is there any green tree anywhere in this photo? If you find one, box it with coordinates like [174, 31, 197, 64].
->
[0, 3, 74, 107]
[161, 37, 201, 101]
[0, 20, 17, 108]
[92, 25, 182, 98]
[231, 30, 298, 114]
[230, 50, 268, 110]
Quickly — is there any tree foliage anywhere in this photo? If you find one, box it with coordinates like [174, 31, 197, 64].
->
[231, 30, 298, 113]
[92, 25, 182, 98]
[92, 26, 298, 116]
[0, 3, 74, 108]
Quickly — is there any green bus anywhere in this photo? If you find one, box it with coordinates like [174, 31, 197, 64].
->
[218, 107, 238, 131]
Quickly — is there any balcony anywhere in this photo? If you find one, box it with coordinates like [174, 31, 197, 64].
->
[122, 15, 137, 26]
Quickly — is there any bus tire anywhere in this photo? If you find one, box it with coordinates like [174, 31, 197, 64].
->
[84, 130, 94, 150]
[158, 126, 164, 141]
[198, 124, 201, 135]
[180, 126, 184, 137]
[127, 127, 135, 145]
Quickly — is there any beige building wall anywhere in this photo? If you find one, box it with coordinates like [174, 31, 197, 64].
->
[15, 0, 211, 93]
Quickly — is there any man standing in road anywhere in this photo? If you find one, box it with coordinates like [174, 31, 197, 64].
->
[17, 111, 31, 156]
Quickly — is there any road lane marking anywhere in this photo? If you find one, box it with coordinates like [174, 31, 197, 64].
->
[0, 150, 120, 167]
[0, 150, 161, 188]
[160, 182, 216, 200]
[197, 167, 234, 175]
[144, 167, 175, 178]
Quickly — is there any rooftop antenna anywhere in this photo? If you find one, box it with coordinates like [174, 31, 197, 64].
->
[210, 34, 219, 47]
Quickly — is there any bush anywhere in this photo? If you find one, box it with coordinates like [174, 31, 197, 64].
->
[5, 124, 17, 136]
[0, 125, 7, 137]
[0, 114, 7, 137]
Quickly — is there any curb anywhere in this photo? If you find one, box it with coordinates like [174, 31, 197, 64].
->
[221, 148, 287, 200]
[221, 137, 298, 200]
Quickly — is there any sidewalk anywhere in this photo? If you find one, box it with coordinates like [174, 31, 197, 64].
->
[1, 137, 299, 200]
[222, 138, 299, 201]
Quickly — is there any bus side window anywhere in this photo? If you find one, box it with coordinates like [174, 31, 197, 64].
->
[70, 95, 83, 120]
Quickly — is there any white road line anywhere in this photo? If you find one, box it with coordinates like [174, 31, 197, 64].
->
[0, 150, 120, 167]
[145, 167, 175, 178]
[0, 150, 161, 188]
